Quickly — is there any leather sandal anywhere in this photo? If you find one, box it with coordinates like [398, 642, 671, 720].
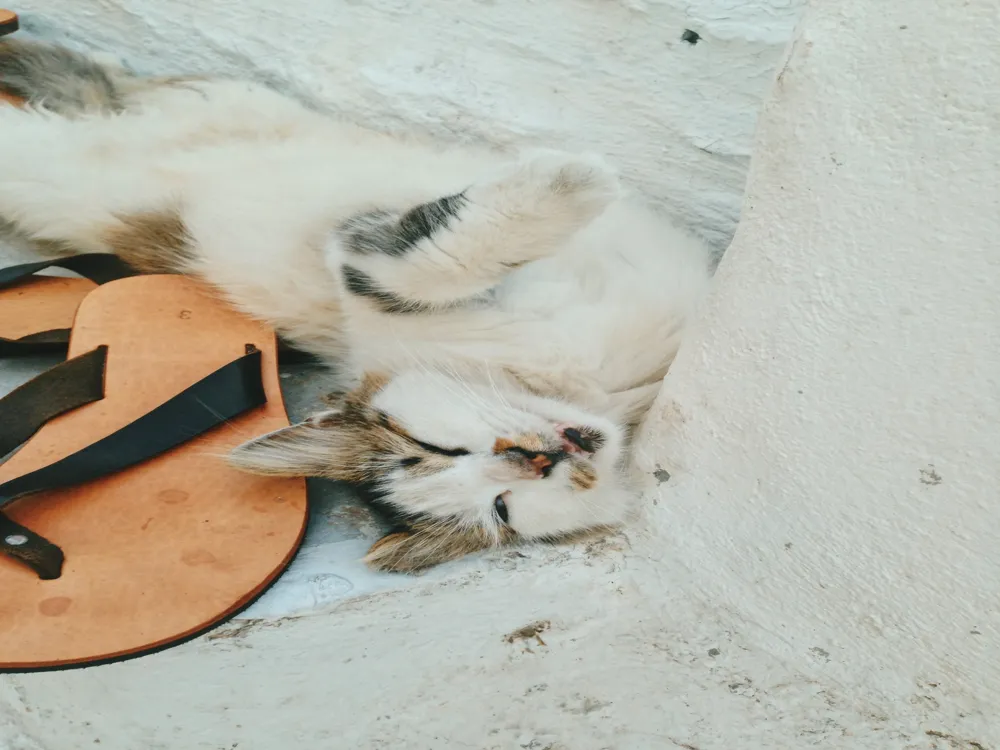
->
[0, 274, 308, 671]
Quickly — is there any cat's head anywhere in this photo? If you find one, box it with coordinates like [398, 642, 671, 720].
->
[229, 370, 630, 572]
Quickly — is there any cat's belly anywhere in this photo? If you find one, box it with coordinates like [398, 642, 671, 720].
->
[184, 235, 347, 363]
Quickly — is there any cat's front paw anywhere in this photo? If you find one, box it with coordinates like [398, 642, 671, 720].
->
[473, 151, 621, 234]
[520, 150, 621, 212]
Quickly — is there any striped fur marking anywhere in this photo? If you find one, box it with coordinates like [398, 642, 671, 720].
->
[340, 265, 436, 315]
[339, 192, 466, 257]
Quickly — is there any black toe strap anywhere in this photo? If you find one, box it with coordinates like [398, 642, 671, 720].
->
[0, 329, 78, 357]
[0, 346, 267, 579]
[0, 256, 320, 363]
[0, 254, 139, 290]
[0, 346, 108, 459]
[0, 255, 140, 357]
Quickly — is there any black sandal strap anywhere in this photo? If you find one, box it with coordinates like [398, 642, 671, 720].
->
[0, 515, 64, 581]
[0, 346, 107, 459]
[0, 255, 138, 357]
[0, 254, 138, 290]
[0, 329, 73, 357]
[0, 346, 267, 579]
[0, 12, 17, 37]
[0, 257, 321, 362]
[1, 329, 321, 364]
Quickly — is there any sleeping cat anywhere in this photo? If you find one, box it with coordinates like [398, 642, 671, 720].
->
[0, 39, 713, 572]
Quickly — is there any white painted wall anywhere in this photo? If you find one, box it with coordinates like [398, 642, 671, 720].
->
[7, 0, 1000, 748]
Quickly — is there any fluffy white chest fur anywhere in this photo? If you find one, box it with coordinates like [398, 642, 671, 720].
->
[0, 39, 712, 570]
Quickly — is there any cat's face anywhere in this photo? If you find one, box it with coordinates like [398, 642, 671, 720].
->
[230, 370, 630, 572]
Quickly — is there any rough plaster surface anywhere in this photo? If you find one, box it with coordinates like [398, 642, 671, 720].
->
[4, 0, 1000, 748]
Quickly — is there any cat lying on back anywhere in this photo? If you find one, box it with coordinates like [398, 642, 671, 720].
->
[0, 39, 712, 572]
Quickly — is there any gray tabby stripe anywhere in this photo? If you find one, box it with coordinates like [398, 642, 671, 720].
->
[340, 265, 436, 315]
[340, 192, 467, 257]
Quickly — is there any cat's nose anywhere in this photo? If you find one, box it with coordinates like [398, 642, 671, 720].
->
[493, 438, 567, 478]
[527, 450, 566, 478]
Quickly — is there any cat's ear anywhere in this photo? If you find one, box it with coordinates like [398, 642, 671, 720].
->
[228, 372, 390, 480]
[363, 526, 495, 573]
[228, 410, 352, 478]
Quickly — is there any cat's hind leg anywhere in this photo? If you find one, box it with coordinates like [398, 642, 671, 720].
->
[333, 151, 620, 310]
[0, 104, 189, 271]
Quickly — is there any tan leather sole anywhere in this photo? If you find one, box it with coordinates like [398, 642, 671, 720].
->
[0, 276, 95, 341]
[0, 275, 307, 670]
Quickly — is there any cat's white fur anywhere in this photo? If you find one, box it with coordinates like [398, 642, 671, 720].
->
[0, 42, 712, 566]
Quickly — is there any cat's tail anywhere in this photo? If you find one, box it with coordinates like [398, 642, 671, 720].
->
[0, 38, 131, 116]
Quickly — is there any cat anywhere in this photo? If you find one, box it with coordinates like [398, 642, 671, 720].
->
[0, 38, 713, 572]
